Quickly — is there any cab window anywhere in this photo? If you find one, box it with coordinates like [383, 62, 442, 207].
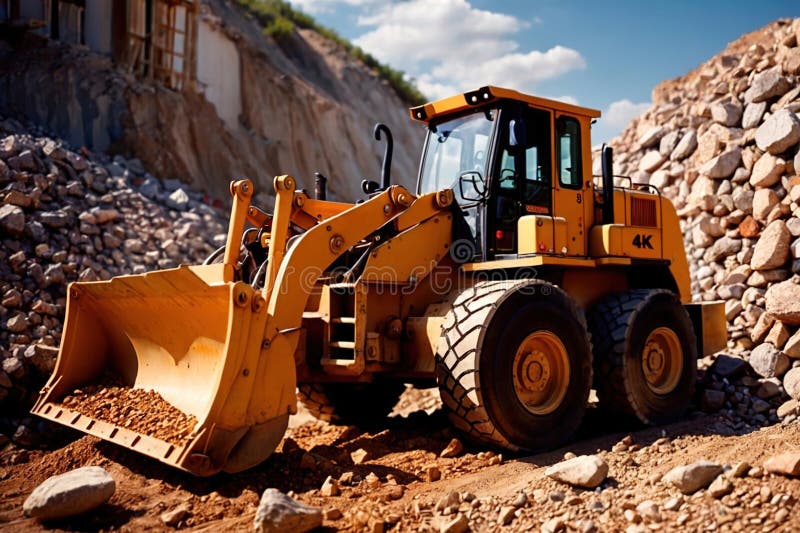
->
[557, 117, 581, 189]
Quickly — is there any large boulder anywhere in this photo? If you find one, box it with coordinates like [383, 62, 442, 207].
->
[670, 129, 697, 161]
[742, 101, 768, 129]
[745, 69, 791, 103]
[23, 466, 116, 521]
[662, 461, 723, 494]
[0, 204, 25, 236]
[749, 343, 790, 378]
[710, 100, 742, 127]
[766, 280, 800, 325]
[751, 220, 790, 270]
[253, 489, 322, 533]
[749, 152, 785, 188]
[544, 455, 609, 489]
[784, 367, 800, 400]
[700, 147, 741, 179]
[755, 109, 800, 155]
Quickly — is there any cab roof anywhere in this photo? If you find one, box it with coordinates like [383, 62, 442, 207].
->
[409, 86, 601, 124]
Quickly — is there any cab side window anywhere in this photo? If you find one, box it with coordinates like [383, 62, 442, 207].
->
[557, 117, 581, 189]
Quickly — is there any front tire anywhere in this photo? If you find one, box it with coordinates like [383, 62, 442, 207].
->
[436, 280, 593, 451]
[588, 289, 697, 424]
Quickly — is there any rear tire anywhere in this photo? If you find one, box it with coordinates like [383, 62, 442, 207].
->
[587, 289, 697, 424]
[435, 280, 593, 450]
[297, 381, 405, 425]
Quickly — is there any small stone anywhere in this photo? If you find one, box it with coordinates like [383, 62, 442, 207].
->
[425, 464, 442, 482]
[5, 313, 28, 333]
[764, 452, 800, 477]
[23, 466, 116, 521]
[299, 452, 315, 469]
[253, 488, 322, 533]
[635, 500, 661, 522]
[662, 460, 722, 494]
[320, 476, 339, 497]
[65, 151, 88, 171]
[166, 188, 190, 211]
[323, 507, 342, 520]
[498, 505, 516, 525]
[662, 496, 683, 511]
[545, 454, 608, 489]
[385, 485, 404, 501]
[435, 491, 460, 512]
[351, 448, 369, 465]
[700, 389, 726, 412]
[440, 438, 463, 458]
[160, 504, 191, 527]
[541, 517, 565, 533]
[440, 513, 468, 533]
[777, 399, 799, 418]
[739, 216, 760, 238]
[512, 491, 528, 508]
[364, 472, 381, 489]
[728, 462, 750, 479]
[707, 475, 733, 498]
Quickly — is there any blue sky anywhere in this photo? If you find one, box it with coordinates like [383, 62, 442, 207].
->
[288, 0, 799, 142]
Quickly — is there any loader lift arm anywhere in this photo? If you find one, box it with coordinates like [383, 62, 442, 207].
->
[32, 175, 453, 476]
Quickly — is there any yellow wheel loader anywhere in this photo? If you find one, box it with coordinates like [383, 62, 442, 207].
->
[31, 86, 726, 476]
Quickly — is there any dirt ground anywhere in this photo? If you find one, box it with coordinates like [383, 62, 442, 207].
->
[1, 386, 799, 532]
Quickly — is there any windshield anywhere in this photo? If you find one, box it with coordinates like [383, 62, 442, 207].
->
[418, 109, 496, 202]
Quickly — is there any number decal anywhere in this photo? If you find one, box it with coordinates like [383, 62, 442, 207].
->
[632, 234, 654, 249]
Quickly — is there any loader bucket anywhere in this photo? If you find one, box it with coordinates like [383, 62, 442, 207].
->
[31, 264, 296, 476]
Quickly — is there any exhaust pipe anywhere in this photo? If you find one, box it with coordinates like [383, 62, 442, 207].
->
[601, 144, 614, 224]
[314, 172, 327, 200]
[374, 123, 393, 190]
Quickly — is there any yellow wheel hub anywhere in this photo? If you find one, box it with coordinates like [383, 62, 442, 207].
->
[642, 327, 683, 395]
[512, 331, 569, 415]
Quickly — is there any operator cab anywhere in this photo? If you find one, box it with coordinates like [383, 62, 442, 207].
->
[414, 86, 598, 262]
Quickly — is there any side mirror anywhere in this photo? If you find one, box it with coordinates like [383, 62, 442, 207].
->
[458, 170, 487, 202]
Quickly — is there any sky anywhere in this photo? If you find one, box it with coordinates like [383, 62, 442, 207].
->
[287, 0, 800, 143]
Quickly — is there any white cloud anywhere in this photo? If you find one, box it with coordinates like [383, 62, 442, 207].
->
[602, 99, 651, 129]
[351, 0, 585, 101]
[289, 0, 375, 14]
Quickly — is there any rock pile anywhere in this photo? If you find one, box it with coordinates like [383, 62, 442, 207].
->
[61, 385, 198, 446]
[606, 18, 800, 425]
[0, 116, 228, 442]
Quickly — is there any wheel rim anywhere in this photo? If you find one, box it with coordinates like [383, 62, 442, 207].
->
[642, 327, 683, 395]
[512, 331, 570, 415]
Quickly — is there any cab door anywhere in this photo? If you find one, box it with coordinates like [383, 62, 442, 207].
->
[552, 114, 587, 256]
